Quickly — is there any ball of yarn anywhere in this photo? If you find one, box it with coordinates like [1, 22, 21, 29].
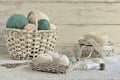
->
[6, 14, 28, 29]
[47, 51, 69, 66]
[34, 54, 53, 64]
[24, 23, 36, 31]
[58, 55, 69, 66]
[69, 57, 77, 64]
[38, 19, 50, 30]
[47, 51, 60, 64]
[27, 11, 49, 25]
[50, 24, 57, 30]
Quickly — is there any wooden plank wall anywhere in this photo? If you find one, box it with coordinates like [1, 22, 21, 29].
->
[0, 0, 120, 54]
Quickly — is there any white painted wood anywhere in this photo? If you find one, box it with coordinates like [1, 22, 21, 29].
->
[1, 2, 120, 25]
[1, 0, 120, 3]
[57, 25, 120, 46]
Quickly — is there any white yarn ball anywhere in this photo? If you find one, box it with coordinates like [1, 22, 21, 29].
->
[34, 54, 53, 64]
[28, 11, 49, 25]
[58, 55, 69, 66]
[47, 51, 60, 64]
[47, 51, 69, 66]
[24, 23, 36, 31]
[50, 24, 57, 30]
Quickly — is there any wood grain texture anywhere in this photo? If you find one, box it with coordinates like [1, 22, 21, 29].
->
[1, 2, 120, 25]
[57, 25, 120, 45]
[1, 0, 120, 3]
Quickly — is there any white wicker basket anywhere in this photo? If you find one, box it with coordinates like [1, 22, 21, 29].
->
[5, 28, 58, 60]
[29, 60, 78, 74]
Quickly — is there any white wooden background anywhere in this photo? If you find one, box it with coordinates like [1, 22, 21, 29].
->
[0, 0, 120, 54]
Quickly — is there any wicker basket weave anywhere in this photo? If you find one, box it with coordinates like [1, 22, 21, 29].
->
[29, 61, 78, 74]
[5, 28, 58, 60]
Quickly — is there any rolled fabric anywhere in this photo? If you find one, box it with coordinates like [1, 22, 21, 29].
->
[34, 54, 53, 64]
[27, 11, 49, 25]
[24, 23, 36, 31]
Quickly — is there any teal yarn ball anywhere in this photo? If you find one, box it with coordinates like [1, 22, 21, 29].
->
[38, 19, 50, 30]
[69, 57, 77, 64]
[6, 14, 29, 29]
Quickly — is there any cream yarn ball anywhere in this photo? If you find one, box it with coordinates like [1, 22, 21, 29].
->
[47, 51, 69, 66]
[50, 24, 57, 30]
[33, 54, 53, 64]
[58, 55, 70, 66]
[47, 51, 60, 64]
[28, 11, 49, 25]
[24, 23, 36, 31]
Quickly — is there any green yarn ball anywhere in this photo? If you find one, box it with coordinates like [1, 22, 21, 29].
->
[6, 14, 29, 29]
[38, 19, 50, 30]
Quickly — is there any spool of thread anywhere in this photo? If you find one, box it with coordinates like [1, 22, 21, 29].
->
[82, 58, 105, 70]
[6, 14, 28, 29]
[84, 63, 99, 70]
[99, 63, 105, 70]
[24, 23, 36, 31]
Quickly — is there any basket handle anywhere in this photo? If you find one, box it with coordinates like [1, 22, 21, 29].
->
[33, 12, 38, 32]
[28, 11, 38, 31]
